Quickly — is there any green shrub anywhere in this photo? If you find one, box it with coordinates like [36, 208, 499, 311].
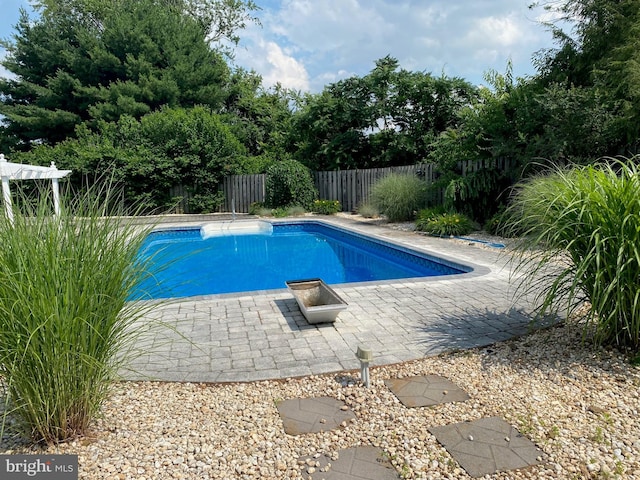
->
[357, 203, 380, 218]
[444, 168, 510, 224]
[0, 183, 161, 444]
[18, 107, 248, 212]
[506, 159, 640, 351]
[257, 207, 274, 217]
[188, 192, 223, 214]
[286, 205, 307, 216]
[369, 173, 428, 222]
[265, 160, 317, 209]
[248, 202, 264, 215]
[415, 205, 448, 221]
[415, 210, 476, 236]
[271, 206, 290, 217]
[311, 200, 341, 215]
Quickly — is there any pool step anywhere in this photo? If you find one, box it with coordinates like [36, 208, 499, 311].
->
[200, 220, 273, 238]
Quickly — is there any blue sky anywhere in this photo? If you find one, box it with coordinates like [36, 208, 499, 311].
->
[0, 0, 562, 92]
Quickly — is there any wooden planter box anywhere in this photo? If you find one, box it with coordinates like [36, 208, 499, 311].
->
[286, 278, 348, 324]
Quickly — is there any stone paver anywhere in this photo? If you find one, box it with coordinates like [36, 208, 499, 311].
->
[429, 416, 543, 478]
[384, 375, 470, 407]
[299, 446, 400, 480]
[123, 216, 557, 383]
[276, 397, 355, 435]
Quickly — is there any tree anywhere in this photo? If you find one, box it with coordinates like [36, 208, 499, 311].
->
[532, 0, 640, 151]
[28, 0, 261, 55]
[425, 58, 622, 223]
[290, 83, 371, 170]
[221, 70, 297, 170]
[289, 57, 478, 170]
[181, 0, 260, 58]
[0, 0, 259, 148]
[14, 106, 247, 212]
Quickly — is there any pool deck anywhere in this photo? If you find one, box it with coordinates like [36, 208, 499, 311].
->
[125, 215, 549, 383]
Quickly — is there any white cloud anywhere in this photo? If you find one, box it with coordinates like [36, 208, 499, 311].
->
[315, 68, 354, 86]
[238, 0, 556, 91]
[466, 15, 523, 48]
[0, 0, 559, 92]
[0, 49, 16, 81]
[232, 19, 310, 91]
[261, 41, 310, 91]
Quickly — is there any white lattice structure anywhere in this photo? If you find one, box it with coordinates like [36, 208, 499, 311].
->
[0, 153, 72, 224]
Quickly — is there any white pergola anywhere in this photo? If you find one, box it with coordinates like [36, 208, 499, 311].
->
[0, 153, 72, 224]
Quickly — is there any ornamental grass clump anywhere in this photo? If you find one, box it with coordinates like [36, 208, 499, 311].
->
[369, 174, 428, 222]
[506, 159, 640, 352]
[0, 184, 161, 444]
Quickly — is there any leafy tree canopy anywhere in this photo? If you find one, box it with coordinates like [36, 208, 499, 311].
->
[532, 0, 640, 148]
[14, 106, 248, 212]
[221, 70, 298, 169]
[0, 0, 259, 148]
[289, 56, 478, 170]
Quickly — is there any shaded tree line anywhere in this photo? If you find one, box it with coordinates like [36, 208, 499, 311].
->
[1, 0, 638, 218]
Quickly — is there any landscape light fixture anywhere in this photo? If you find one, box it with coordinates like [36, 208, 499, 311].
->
[356, 346, 373, 388]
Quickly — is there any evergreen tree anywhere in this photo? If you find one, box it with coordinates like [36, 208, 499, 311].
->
[0, 0, 258, 148]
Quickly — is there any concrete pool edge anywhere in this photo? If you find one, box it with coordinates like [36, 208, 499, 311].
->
[136, 216, 492, 303]
[124, 214, 541, 383]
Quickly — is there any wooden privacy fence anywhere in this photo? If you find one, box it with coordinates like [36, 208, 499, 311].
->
[168, 158, 515, 214]
[222, 173, 267, 213]
[311, 163, 436, 213]
[220, 163, 436, 213]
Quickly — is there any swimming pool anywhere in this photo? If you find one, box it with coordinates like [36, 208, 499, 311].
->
[132, 220, 471, 299]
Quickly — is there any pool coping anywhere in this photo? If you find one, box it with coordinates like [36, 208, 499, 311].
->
[137, 216, 491, 303]
[125, 214, 541, 383]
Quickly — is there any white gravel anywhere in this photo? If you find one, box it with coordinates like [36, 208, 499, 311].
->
[2, 320, 639, 480]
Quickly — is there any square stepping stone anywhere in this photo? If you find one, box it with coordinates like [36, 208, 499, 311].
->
[277, 396, 355, 435]
[429, 416, 543, 477]
[299, 446, 400, 479]
[384, 375, 470, 407]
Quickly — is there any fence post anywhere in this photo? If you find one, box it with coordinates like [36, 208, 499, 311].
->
[214, 160, 510, 213]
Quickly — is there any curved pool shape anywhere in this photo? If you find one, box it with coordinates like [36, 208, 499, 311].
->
[132, 220, 472, 300]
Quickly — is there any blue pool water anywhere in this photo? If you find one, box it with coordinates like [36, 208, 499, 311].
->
[132, 221, 470, 299]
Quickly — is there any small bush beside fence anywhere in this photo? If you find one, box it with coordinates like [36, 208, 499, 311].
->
[171, 158, 515, 215]
[220, 163, 435, 214]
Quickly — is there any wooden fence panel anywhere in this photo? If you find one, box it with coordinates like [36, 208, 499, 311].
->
[196, 158, 513, 214]
[168, 184, 190, 214]
[343, 169, 358, 211]
[222, 174, 265, 213]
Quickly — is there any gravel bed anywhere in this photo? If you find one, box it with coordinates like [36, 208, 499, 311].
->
[2, 321, 639, 479]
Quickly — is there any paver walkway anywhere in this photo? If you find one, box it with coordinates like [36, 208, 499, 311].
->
[124, 215, 553, 383]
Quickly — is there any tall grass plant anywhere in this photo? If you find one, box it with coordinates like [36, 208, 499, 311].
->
[505, 158, 640, 352]
[369, 174, 428, 222]
[0, 183, 161, 444]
